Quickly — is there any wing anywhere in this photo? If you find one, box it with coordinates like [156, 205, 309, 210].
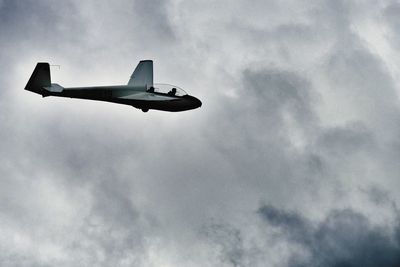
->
[127, 60, 153, 88]
[119, 92, 176, 101]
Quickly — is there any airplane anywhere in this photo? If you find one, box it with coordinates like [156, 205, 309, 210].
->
[25, 60, 202, 112]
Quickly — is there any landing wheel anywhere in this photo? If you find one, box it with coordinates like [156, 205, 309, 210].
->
[141, 108, 149, 112]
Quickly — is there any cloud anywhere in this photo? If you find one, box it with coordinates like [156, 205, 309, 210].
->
[1, 0, 400, 266]
[258, 204, 400, 267]
[201, 223, 244, 267]
[133, 0, 175, 40]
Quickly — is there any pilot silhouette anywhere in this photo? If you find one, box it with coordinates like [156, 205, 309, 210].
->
[168, 88, 177, 96]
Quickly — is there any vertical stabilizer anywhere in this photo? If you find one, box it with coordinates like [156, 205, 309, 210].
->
[127, 60, 153, 89]
[25, 62, 51, 94]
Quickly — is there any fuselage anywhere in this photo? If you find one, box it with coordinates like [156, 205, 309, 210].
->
[43, 85, 202, 112]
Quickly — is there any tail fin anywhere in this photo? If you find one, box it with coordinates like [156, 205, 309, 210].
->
[25, 62, 51, 95]
[127, 60, 153, 89]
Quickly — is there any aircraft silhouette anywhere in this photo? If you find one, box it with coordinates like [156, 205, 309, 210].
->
[25, 60, 202, 112]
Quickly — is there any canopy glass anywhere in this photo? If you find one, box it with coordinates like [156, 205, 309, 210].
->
[151, 83, 188, 96]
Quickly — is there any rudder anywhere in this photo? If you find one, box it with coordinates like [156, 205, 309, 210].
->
[25, 62, 51, 94]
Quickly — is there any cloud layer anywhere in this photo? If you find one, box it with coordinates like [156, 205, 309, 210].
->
[1, 0, 400, 266]
[259, 205, 400, 267]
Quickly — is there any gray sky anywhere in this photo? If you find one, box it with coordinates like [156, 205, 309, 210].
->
[1, 0, 400, 266]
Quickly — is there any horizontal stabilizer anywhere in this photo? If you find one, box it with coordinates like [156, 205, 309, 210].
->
[43, 83, 64, 93]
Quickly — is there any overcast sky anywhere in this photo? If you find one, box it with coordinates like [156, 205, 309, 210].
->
[1, 0, 400, 266]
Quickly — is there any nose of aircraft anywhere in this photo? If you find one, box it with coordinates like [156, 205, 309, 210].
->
[185, 95, 202, 109]
[193, 96, 202, 108]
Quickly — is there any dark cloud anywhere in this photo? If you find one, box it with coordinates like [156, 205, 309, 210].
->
[361, 185, 394, 206]
[259, 205, 400, 267]
[242, 68, 316, 127]
[202, 223, 244, 267]
[383, 1, 400, 48]
[0, 0, 82, 52]
[134, 0, 175, 40]
[315, 122, 375, 160]
[0, 0, 59, 40]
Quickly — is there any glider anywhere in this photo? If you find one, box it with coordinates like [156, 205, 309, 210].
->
[25, 60, 202, 112]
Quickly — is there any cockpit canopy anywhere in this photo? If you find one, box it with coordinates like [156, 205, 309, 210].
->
[151, 83, 188, 96]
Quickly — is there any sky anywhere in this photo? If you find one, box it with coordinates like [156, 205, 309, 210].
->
[1, 0, 400, 266]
